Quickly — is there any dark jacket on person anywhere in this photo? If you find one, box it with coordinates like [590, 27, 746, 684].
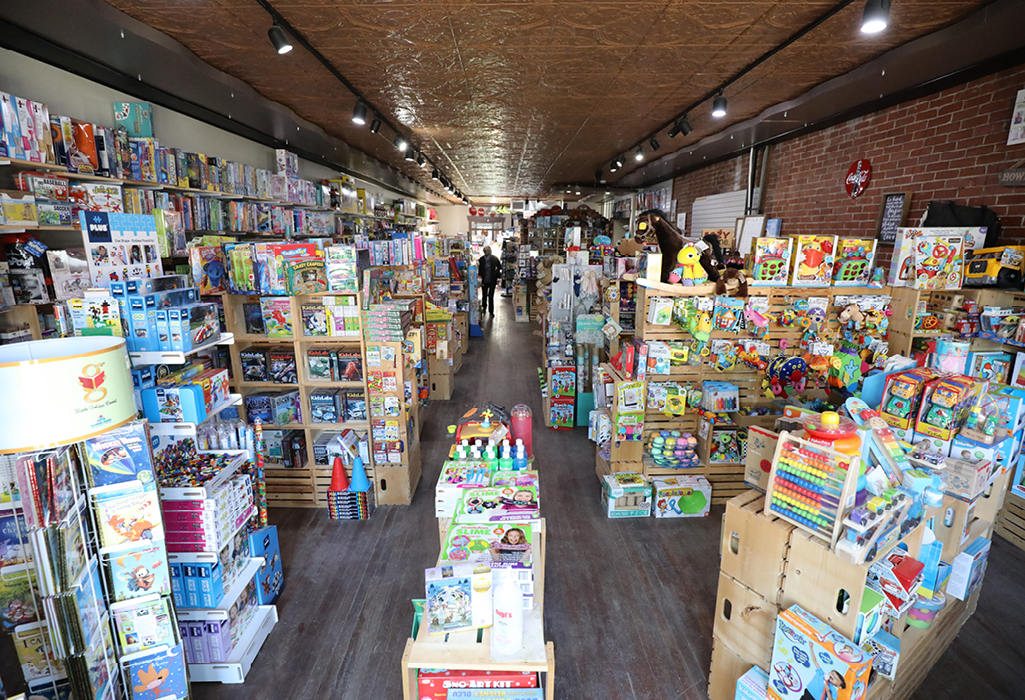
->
[478, 254, 502, 285]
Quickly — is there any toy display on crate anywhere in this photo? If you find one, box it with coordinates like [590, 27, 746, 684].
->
[601, 472, 652, 518]
[651, 475, 710, 517]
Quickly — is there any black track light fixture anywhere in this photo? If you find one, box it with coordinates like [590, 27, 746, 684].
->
[431, 169, 440, 181]
[712, 93, 728, 118]
[351, 101, 367, 125]
[369, 117, 381, 134]
[404, 147, 415, 162]
[416, 152, 426, 167]
[394, 135, 407, 152]
[634, 147, 644, 162]
[649, 137, 660, 152]
[268, 24, 293, 54]
[609, 161, 618, 173]
[668, 115, 694, 138]
[594, 169, 603, 182]
[861, 0, 891, 34]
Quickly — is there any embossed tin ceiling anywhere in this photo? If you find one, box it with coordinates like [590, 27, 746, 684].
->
[102, 0, 994, 198]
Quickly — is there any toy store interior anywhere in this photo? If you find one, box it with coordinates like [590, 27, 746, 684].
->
[1, 2, 1025, 700]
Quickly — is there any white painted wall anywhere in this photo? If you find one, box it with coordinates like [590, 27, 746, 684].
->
[0, 48, 396, 202]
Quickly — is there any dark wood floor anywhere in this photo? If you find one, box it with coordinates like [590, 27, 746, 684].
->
[188, 295, 1025, 700]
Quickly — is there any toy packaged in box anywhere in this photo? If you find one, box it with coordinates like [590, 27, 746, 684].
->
[913, 234, 964, 291]
[453, 487, 539, 523]
[860, 628, 900, 681]
[271, 390, 300, 426]
[651, 475, 710, 517]
[878, 367, 938, 431]
[914, 375, 983, 441]
[790, 235, 836, 287]
[744, 425, 778, 492]
[832, 238, 876, 286]
[267, 347, 297, 384]
[735, 666, 769, 700]
[239, 349, 268, 382]
[767, 605, 872, 700]
[601, 472, 651, 518]
[248, 526, 283, 605]
[750, 237, 793, 287]
[188, 245, 228, 294]
[416, 670, 538, 700]
[440, 522, 535, 602]
[343, 389, 366, 422]
[310, 389, 340, 423]
[260, 297, 293, 338]
[947, 536, 990, 600]
[285, 256, 327, 295]
[307, 348, 333, 380]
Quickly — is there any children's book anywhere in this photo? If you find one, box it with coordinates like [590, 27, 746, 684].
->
[90, 482, 164, 551]
[113, 102, 153, 138]
[712, 297, 745, 332]
[111, 593, 176, 655]
[425, 562, 492, 635]
[790, 235, 836, 287]
[0, 509, 31, 567]
[750, 237, 792, 286]
[121, 643, 188, 700]
[913, 234, 964, 290]
[0, 563, 39, 630]
[453, 487, 539, 524]
[260, 297, 293, 338]
[15, 620, 65, 682]
[105, 544, 171, 602]
[82, 421, 155, 488]
[832, 238, 877, 286]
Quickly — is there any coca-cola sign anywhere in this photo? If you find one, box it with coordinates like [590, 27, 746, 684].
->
[845, 159, 872, 198]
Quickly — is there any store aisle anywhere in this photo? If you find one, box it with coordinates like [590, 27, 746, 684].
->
[192, 295, 1025, 700]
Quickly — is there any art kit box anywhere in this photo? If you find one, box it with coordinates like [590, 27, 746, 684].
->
[416, 670, 538, 700]
[453, 486, 539, 523]
[651, 475, 710, 518]
[435, 460, 491, 518]
[767, 605, 873, 700]
[601, 472, 651, 518]
[735, 666, 770, 700]
[440, 522, 535, 602]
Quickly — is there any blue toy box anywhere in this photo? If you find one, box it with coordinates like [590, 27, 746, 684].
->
[248, 526, 284, 605]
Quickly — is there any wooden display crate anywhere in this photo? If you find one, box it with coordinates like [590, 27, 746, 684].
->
[708, 637, 760, 700]
[377, 439, 422, 506]
[781, 520, 927, 642]
[263, 466, 316, 508]
[712, 571, 780, 670]
[720, 491, 795, 604]
[996, 490, 1025, 551]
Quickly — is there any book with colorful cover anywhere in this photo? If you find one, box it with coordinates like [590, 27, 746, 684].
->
[68, 119, 98, 174]
[90, 482, 164, 551]
[260, 297, 293, 338]
[111, 593, 176, 655]
[0, 509, 31, 567]
[122, 643, 188, 700]
[113, 102, 153, 138]
[105, 543, 170, 603]
[790, 235, 836, 287]
[425, 562, 493, 635]
[0, 563, 39, 630]
[82, 421, 155, 488]
[15, 620, 65, 682]
[832, 238, 877, 286]
[285, 257, 327, 295]
[750, 237, 792, 286]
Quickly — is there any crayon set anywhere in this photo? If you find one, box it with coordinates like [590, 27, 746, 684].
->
[764, 431, 860, 548]
[701, 381, 739, 412]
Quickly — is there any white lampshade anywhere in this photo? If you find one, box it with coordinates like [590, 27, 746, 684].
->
[0, 337, 136, 454]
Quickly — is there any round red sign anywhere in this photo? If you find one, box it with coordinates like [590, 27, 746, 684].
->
[845, 159, 872, 198]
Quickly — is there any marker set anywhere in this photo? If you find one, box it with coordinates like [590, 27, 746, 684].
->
[764, 431, 861, 548]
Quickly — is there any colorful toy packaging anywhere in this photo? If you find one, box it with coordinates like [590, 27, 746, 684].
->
[453, 486, 539, 524]
[768, 605, 873, 700]
[188, 245, 228, 294]
[424, 562, 492, 635]
[832, 238, 877, 286]
[790, 235, 836, 287]
[947, 536, 990, 600]
[750, 237, 793, 287]
[878, 367, 938, 431]
[440, 522, 534, 606]
[416, 671, 538, 700]
[735, 666, 770, 700]
[913, 234, 964, 291]
[914, 375, 984, 441]
[601, 472, 651, 518]
[248, 526, 284, 605]
[651, 475, 710, 518]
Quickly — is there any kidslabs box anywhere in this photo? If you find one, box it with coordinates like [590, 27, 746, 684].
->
[768, 605, 872, 700]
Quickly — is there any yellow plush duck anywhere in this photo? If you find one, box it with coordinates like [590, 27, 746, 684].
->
[668, 244, 708, 286]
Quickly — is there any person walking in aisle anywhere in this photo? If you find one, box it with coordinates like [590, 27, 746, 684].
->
[478, 245, 502, 317]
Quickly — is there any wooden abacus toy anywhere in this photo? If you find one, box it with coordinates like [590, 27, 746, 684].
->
[763, 430, 861, 549]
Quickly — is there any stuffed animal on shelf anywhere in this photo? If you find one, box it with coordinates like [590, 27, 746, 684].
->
[764, 354, 808, 398]
[668, 243, 709, 286]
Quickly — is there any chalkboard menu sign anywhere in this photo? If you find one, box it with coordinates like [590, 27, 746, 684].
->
[876, 191, 912, 243]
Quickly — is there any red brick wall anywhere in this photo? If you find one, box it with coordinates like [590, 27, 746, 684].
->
[672, 62, 1025, 268]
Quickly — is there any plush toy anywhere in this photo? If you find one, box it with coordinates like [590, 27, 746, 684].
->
[764, 354, 808, 398]
[668, 243, 709, 286]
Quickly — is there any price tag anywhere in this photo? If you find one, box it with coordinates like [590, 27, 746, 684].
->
[697, 297, 714, 311]
[812, 342, 835, 356]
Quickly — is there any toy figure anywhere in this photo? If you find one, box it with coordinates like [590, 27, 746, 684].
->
[926, 405, 953, 428]
[668, 243, 709, 286]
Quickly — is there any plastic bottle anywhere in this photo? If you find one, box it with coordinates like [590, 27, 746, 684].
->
[196, 425, 211, 451]
[490, 571, 523, 661]
[513, 442, 528, 471]
[499, 446, 514, 471]
[511, 404, 533, 458]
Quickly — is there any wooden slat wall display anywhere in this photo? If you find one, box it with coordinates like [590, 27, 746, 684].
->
[995, 491, 1025, 551]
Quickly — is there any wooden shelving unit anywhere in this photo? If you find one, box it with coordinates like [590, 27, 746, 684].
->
[222, 291, 372, 509]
